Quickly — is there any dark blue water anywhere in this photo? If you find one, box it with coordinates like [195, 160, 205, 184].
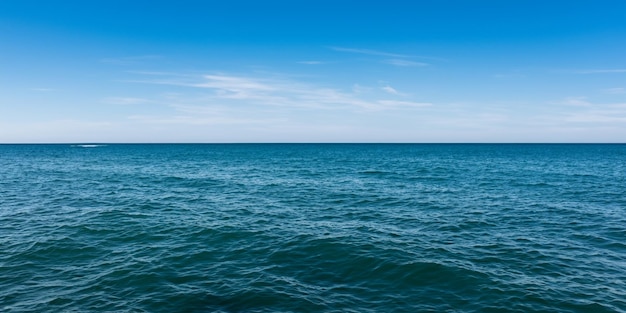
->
[1, 144, 625, 312]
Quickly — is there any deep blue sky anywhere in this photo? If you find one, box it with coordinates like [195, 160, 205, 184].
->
[2, 1, 626, 142]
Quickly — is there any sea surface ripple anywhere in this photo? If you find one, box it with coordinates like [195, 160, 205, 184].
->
[1, 144, 625, 312]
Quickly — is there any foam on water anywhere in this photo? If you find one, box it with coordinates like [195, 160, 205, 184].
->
[72, 144, 107, 148]
[1, 144, 625, 312]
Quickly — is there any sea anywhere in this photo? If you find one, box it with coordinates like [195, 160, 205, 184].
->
[1, 144, 625, 312]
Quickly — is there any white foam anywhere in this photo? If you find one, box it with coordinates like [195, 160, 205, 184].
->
[72, 144, 107, 148]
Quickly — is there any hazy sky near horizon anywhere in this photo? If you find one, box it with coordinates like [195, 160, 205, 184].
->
[1, 0, 626, 143]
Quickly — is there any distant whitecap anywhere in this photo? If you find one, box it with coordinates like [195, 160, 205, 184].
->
[72, 144, 107, 148]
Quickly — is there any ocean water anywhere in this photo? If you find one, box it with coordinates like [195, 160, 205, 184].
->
[1, 144, 625, 313]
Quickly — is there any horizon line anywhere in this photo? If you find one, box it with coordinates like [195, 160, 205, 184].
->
[1, 142, 625, 145]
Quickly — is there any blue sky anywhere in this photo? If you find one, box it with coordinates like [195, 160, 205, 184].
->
[1, 0, 625, 142]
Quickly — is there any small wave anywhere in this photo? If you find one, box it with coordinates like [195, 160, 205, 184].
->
[360, 170, 395, 175]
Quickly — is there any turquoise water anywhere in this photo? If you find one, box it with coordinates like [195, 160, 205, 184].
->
[1, 144, 625, 312]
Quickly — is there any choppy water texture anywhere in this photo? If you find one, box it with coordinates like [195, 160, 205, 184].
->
[1, 144, 625, 312]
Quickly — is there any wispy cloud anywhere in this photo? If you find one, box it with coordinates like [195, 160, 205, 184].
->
[382, 59, 428, 67]
[196, 75, 276, 92]
[575, 69, 626, 74]
[330, 47, 410, 58]
[492, 73, 526, 79]
[127, 114, 285, 125]
[126, 70, 184, 76]
[564, 110, 626, 123]
[129, 72, 433, 112]
[379, 82, 410, 96]
[603, 87, 625, 94]
[297, 61, 326, 65]
[381, 86, 400, 95]
[330, 46, 445, 62]
[546, 97, 626, 124]
[561, 97, 592, 106]
[103, 97, 150, 105]
[377, 100, 432, 108]
[100, 55, 162, 65]
[555, 97, 626, 110]
[352, 84, 371, 94]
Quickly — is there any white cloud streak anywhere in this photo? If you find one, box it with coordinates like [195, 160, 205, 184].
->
[576, 69, 626, 74]
[127, 115, 285, 125]
[564, 111, 626, 123]
[377, 100, 432, 108]
[297, 61, 326, 65]
[603, 87, 625, 94]
[330, 47, 410, 58]
[382, 59, 429, 67]
[330, 46, 446, 61]
[103, 97, 150, 105]
[132, 72, 433, 112]
[382, 86, 400, 95]
[561, 97, 592, 106]
[196, 75, 276, 92]
[100, 55, 162, 65]
[548, 97, 626, 124]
